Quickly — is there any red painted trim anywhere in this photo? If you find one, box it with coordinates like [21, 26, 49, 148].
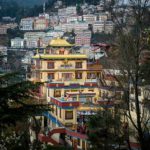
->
[98, 100, 114, 105]
[66, 130, 88, 139]
[130, 142, 140, 148]
[51, 97, 80, 107]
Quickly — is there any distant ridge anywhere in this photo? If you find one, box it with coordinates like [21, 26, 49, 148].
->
[4, 0, 48, 7]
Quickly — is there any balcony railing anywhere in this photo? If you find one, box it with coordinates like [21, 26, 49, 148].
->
[51, 78, 98, 83]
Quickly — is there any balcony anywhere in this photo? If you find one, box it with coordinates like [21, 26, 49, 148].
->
[51, 78, 98, 83]
[40, 112, 88, 143]
[47, 79, 99, 89]
[58, 64, 75, 70]
[87, 63, 102, 70]
[50, 97, 80, 108]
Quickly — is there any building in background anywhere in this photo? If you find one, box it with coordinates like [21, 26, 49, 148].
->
[66, 16, 82, 23]
[104, 21, 114, 34]
[0, 25, 7, 35]
[75, 30, 91, 46]
[11, 37, 24, 48]
[66, 6, 77, 15]
[0, 46, 7, 63]
[83, 14, 97, 24]
[31, 38, 102, 150]
[34, 17, 49, 31]
[20, 18, 34, 31]
[93, 21, 105, 33]
[60, 21, 89, 32]
[98, 13, 108, 21]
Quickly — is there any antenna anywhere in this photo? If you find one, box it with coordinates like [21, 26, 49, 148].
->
[43, 2, 46, 14]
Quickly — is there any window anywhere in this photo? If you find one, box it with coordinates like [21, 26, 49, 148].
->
[65, 111, 73, 120]
[60, 108, 62, 118]
[36, 60, 41, 69]
[87, 73, 96, 79]
[77, 138, 80, 146]
[64, 90, 70, 97]
[99, 90, 101, 97]
[59, 50, 64, 54]
[48, 89, 49, 97]
[48, 73, 54, 79]
[88, 89, 94, 92]
[54, 90, 61, 97]
[40, 73, 42, 79]
[47, 62, 54, 69]
[75, 62, 82, 68]
[56, 106, 57, 116]
[75, 72, 82, 79]
[62, 73, 73, 80]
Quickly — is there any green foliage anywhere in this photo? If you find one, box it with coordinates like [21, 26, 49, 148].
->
[92, 33, 114, 44]
[87, 109, 125, 150]
[140, 61, 150, 85]
[0, 72, 50, 149]
[44, 145, 73, 150]
[0, 72, 50, 129]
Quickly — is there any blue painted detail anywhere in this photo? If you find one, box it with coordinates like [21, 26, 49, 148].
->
[43, 112, 62, 127]
[43, 112, 88, 139]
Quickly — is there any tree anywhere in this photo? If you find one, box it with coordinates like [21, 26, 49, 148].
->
[107, 0, 150, 149]
[87, 0, 150, 150]
[0, 72, 50, 149]
[88, 107, 125, 150]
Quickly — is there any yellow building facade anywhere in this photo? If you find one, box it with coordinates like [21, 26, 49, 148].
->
[31, 38, 102, 150]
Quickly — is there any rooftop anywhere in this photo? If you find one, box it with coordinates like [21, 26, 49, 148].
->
[49, 38, 73, 47]
[32, 54, 87, 60]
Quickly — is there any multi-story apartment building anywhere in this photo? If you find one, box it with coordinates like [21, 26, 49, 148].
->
[0, 23, 18, 35]
[66, 6, 77, 15]
[25, 39, 38, 48]
[75, 30, 91, 46]
[0, 25, 7, 35]
[49, 15, 59, 26]
[83, 14, 97, 24]
[11, 37, 24, 48]
[66, 16, 82, 23]
[46, 30, 64, 38]
[74, 22, 89, 32]
[39, 13, 50, 20]
[24, 32, 46, 39]
[24, 32, 46, 48]
[93, 21, 105, 33]
[105, 21, 114, 34]
[58, 15, 68, 24]
[34, 17, 49, 31]
[20, 17, 34, 31]
[31, 38, 102, 150]
[98, 13, 108, 21]
[58, 8, 67, 16]
[61, 21, 89, 32]
[93, 21, 114, 33]
[0, 46, 7, 63]
[58, 6, 77, 16]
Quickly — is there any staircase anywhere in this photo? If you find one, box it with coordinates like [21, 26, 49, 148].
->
[38, 128, 66, 145]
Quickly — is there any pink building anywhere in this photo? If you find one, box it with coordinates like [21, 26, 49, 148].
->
[75, 30, 91, 46]
[34, 17, 49, 30]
